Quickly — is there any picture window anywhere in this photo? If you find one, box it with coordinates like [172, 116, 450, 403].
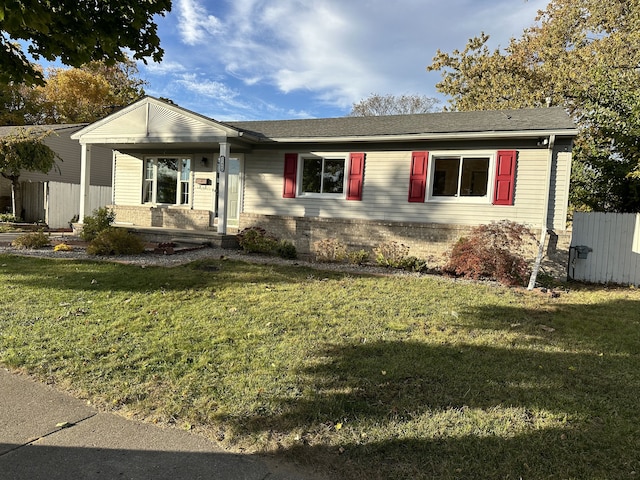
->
[300, 157, 345, 195]
[143, 157, 191, 205]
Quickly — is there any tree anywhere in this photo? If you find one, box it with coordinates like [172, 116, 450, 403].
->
[0, 81, 28, 125]
[0, 127, 59, 218]
[0, 0, 171, 85]
[349, 93, 440, 116]
[0, 60, 147, 124]
[28, 60, 147, 123]
[427, 0, 640, 212]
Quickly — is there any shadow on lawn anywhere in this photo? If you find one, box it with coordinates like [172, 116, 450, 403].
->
[240, 300, 640, 479]
[0, 255, 347, 293]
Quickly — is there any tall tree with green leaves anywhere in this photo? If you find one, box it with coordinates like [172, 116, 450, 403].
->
[428, 0, 640, 212]
[0, 0, 171, 85]
[0, 127, 59, 218]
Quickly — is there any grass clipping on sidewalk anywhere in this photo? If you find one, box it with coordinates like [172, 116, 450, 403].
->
[1, 254, 639, 479]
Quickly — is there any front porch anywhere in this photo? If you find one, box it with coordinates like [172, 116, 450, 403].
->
[71, 97, 257, 236]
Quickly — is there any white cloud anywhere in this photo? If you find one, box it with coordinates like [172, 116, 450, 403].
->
[176, 0, 223, 45]
[176, 74, 239, 99]
[154, 0, 552, 117]
[142, 60, 187, 76]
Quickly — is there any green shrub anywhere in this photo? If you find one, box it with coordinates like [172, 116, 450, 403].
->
[373, 241, 428, 272]
[400, 256, 429, 273]
[236, 227, 279, 254]
[374, 241, 410, 268]
[314, 238, 347, 263]
[0, 213, 19, 223]
[276, 240, 297, 259]
[86, 228, 145, 256]
[80, 207, 115, 242]
[346, 249, 370, 265]
[443, 220, 537, 286]
[12, 230, 50, 249]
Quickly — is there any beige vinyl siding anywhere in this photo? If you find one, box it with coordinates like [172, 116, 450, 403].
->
[19, 134, 112, 186]
[551, 151, 571, 230]
[243, 148, 571, 230]
[192, 169, 217, 211]
[113, 152, 143, 205]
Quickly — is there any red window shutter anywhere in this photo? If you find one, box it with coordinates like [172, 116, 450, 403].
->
[408, 151, 428, 202]
[283, 153, 298, 198]
[493, 150, 517, 205]
[346, 153, 365, 200]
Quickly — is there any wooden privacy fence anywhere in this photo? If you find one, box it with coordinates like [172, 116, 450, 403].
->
[570, 212, 640, 286]
[22, 181, 112, 229]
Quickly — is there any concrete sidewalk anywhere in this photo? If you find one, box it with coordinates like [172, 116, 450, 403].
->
[0, 368, 326, 480]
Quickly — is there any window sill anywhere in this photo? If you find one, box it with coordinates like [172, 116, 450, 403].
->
[143, 203, 192, 209]
[426, 196, 491, 205]
[297, 193, 345, 199]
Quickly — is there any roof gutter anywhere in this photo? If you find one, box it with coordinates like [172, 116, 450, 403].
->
[263, 129, 578, 144]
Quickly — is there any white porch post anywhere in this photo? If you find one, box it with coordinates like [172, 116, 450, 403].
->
[217, 142, 231, 234]
[79, 143, 92, 223]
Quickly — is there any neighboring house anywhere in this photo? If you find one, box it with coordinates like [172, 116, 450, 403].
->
[71, 97, 578, 271]
[0, 124, 113, 227]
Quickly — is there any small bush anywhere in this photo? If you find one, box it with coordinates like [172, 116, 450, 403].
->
[314, 238, 347, 263]
[443, 220, 537, 286]
[80, 207, 115, 242]
[0, 213, 19, 223]
[373, 241, 410, 268]
[276, 240, 297, 259]
[53, 243, 73, 252]
[237, 227, 279, 254]
[12, 230, 50, 249]
[346, 249, 370, 265]
[401, 256, 429, 273]
[86, 228, 145, 256]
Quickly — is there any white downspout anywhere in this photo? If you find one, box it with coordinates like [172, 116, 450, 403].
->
[527, 134, 556, 290]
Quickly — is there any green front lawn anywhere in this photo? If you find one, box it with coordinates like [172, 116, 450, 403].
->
[1, 254, 639, 479]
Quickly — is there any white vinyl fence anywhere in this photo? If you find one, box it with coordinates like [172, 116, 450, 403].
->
[22, 181, 112, 229]
[570, 212, 640, 286]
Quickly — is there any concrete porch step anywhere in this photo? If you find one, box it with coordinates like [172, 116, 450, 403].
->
[116, 225, 239, 249]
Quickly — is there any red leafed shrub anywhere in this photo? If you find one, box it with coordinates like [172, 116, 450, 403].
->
[443, 220, 537, 286]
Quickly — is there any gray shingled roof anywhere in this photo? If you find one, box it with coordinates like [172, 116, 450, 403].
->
[226, 107, 576, 139]
[0, 124, 87, 138]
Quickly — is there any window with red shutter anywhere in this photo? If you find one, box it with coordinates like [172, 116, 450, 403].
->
[346, 153, 365, 200]
[493, 150, 517, 205]
[283, 153, 298, 198]
[408, 151, 428, 202]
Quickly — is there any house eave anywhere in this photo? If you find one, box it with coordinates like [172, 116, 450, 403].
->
[262, 128, 579, 144]
[75, 135, 235, 146]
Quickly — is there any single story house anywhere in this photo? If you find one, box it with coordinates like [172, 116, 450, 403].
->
[71, 97, 577, 271]
[0, 124, 113, 226]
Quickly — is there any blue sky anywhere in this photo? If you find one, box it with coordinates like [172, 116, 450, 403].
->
[136, 0, 548, 121]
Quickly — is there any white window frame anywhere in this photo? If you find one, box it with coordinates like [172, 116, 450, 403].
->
[142, 156, 192, 206]
[297, 153, 348, 198]
[427, 150, 495, 204]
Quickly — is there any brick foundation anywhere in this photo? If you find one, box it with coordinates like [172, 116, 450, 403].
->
[240, 213, 571, 279]
[111, 205, 212, 230]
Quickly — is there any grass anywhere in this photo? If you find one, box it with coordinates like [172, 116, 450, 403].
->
[1, 253, 639, 479]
